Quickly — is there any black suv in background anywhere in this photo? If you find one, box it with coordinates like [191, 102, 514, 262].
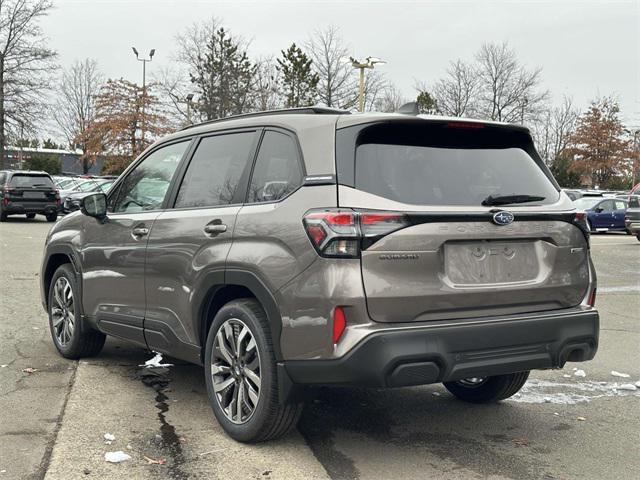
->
[0, 170, 60, 222]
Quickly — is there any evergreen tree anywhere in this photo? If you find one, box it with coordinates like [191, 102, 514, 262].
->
[189, 27, 256, 120]
[416, 90, 439, 114]
[276, 43, 319, 108]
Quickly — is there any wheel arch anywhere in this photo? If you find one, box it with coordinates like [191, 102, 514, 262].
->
[42, 245, 82, 311]
[196, 269, 284, 363]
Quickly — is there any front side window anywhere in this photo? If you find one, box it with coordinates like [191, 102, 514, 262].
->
[113, 140, 189, 213]
[598, 200, 614, 211]
[175, 132, 256, 208]
[247, 131, 302, 203]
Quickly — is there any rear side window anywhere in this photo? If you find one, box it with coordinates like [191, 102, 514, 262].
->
[9, 174, 54, 188]
[615, 200, 627, 210]
[337, 122, 559, 207]
[175, 131, 256, 208]
[247, 131, 303, 203]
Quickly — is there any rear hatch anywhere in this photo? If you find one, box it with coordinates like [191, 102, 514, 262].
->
[335, 119, 589, 322]
[7, 173, 58, 205]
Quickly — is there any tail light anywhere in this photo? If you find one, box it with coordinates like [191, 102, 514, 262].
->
[333, 307, 346, 343]
[303, 209, 409, 258]
[573, 211, 590, 245]
[54, 189, 61, 205]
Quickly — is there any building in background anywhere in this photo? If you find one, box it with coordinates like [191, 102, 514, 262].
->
[3, 147, 104, 175]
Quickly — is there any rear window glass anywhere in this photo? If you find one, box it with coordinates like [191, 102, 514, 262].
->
[9, 174, 54, 188]
[338, 122, 559, 207]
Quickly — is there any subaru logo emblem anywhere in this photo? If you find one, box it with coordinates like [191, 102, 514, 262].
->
[492, 211, 514, 226]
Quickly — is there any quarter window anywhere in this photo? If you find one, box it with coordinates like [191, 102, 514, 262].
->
[112, 141, 189, 213]
[247, 131, 303, 203]
[175, 132, 256, 208]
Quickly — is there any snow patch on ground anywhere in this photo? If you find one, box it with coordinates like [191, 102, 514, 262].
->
[509, 378, 640, 405]
[139, 352, 174, 368]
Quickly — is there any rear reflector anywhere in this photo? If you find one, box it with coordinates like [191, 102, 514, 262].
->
[333, 307, 346, 343]
[588, 288, 597, 307]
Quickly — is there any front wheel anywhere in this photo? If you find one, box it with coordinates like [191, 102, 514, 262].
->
[636, 234, 640, 242]
[443, 371, 530, 403]
[46, 212, 57, 222]
[48, 264, 105, 359]
[26, 213, 36, 219]
[204, 298, 303, 442]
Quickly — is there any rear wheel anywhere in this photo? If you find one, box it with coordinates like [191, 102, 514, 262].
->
[204, 298, 303, 442]
[48, 264, 106, 359]
[26, 213, 36, 219]
[0, 206, 7, 222]
[443, 371, 530, 403]
[46, 212, 57, 222]
[636, 234, 640, 242]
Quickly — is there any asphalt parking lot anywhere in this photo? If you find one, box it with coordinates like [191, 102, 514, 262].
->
[1, 216, 638, 480]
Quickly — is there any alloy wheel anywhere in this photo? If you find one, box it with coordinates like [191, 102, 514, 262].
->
[51, 277, 75, 346]
[210, 318, 261, 424]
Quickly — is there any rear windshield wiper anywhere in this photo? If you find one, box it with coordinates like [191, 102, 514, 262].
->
[482, 194, 546, 206]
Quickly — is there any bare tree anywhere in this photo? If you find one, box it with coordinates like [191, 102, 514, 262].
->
[0, 0, 57, 167]
[53, 59, 103, 173]
[531, 96, 579, 165]
[251, 57, 282, 111]
[432, 60, 478, 117]
[306, 26, 355, 109]
[475, 42, 548, 123]
[152, 65, 193, 127]
[362, 69, 389, 112]
[373, 83, 407, 113]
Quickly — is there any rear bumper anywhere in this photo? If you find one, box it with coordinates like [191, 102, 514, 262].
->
[4, 201, 58, 214]
[284, 308, 599, 387]
[625, 218, 640, 234]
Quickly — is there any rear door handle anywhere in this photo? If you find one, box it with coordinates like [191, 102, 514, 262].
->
[204, 223, 227, 235]
[132, 226, 150, 237]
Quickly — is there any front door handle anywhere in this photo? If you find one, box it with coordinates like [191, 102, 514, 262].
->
[204, 223, 227, 235]
[132, 226, 150, 237]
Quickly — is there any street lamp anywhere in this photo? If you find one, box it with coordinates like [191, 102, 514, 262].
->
[349, 56, 386, 112]
[132, 47, 155, 145]
[186, 93, 195, 125]
[624, 128, 640, 188]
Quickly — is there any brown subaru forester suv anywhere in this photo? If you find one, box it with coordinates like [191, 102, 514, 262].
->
[40, 107, 599, 442]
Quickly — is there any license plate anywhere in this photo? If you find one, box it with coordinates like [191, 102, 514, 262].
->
[23, 191, 44, 199]
[445, 241, 539, 286]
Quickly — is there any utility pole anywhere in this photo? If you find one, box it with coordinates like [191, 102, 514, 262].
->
[132, 47, 155, 149]
[18, 120, 24, 169]
[349, 57, 386, 112]
[186, 93, 195, 125]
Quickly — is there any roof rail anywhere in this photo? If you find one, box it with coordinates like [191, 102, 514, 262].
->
[180, 106, 351, 131]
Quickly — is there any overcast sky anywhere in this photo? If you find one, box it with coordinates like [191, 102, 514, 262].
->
[41, 0, 639, 125]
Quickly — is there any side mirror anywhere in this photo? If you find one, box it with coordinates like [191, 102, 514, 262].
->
[81, 193, 107, 219]
[594, 207, 604, 213]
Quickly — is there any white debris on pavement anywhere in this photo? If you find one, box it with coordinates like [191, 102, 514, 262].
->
[509, 379, 640, 405]
[611, 370, 631, 378]
[104, 451, 131, 463]
[139, 352, 174, 368]
[104, 433, 115, 444]
[616, 384, 637, 391]
[574, 369, 586, 377]
[635, 380, 640, 388]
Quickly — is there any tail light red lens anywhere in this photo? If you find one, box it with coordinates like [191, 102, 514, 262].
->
[333, 307, 346, 343]
[303, 209, 409, 258]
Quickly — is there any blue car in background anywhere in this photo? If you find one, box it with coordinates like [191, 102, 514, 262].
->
[573, 197, 629, 233]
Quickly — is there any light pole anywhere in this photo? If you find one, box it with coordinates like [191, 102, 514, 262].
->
[132, 47, 155, 147]
[349, 57, 386, 112]
[186, 93, 195, 125]
[625, 128, 640, 187]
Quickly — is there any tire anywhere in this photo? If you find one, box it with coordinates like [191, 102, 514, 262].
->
[636, 234, 640, 242]
[443, 371, 530, 403]
[46, 212, 58, 222]
[26, 213, 36, 219]
[204, 298, 303, 442]
[0, 206, 7, 222]
[48, 264, 106, 359]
